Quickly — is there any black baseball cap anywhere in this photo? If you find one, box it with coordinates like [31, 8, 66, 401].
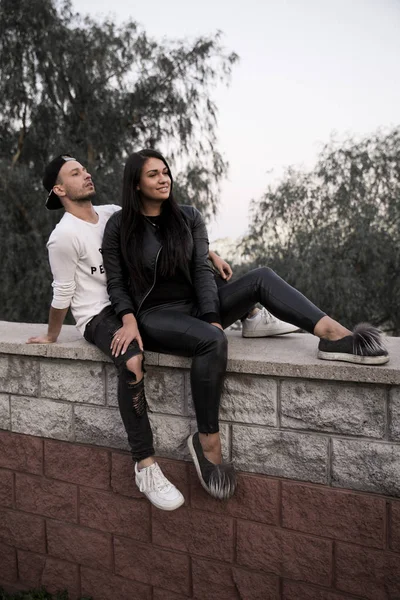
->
[43, 154, 77, 210]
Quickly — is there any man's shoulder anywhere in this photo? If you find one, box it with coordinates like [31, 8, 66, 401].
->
[96, 204, 121, 219]
[48, 212, 75, 240]
[47, 215, 80, 254]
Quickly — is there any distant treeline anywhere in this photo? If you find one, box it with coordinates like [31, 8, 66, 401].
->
[0, 0, 237, 324]
[239, 128, 400, 335]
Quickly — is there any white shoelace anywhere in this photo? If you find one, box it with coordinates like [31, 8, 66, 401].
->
[259, 308, 278, 324]
[138, 463, 173, 494]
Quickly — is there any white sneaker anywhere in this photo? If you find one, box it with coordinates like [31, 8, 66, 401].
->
[242, 308, 299, 338]
[135, 462, 185, 511]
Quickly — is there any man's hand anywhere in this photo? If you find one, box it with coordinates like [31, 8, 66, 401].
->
[211, 322, 224, 331]
[27, 334, 57, 344]
[209, 251, 233, 281]
[110, 313, 143, 357]
[26, 306, 69, 345]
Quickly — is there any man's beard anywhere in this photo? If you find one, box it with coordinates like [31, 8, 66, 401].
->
[70, 190, 96, 203]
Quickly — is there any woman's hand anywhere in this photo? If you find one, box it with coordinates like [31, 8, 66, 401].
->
[209, 251, 233, 281]
[110, 314, 144, 357]
[211, 322, 224, 331]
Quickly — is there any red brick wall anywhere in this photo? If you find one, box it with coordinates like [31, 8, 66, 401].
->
[0, 429, 399, 600]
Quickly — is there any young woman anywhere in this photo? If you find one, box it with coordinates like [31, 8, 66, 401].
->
[102, 149, 388, 501]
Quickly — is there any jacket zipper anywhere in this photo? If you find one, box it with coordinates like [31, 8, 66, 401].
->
[136, 246, 162, 317]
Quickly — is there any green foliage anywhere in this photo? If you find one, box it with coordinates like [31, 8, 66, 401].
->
[0, 0, 238, 323]
[0, 587, 91, 600]
[243, 128, 400, 333]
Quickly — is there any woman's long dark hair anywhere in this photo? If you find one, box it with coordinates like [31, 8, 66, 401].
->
[120, 149, 191, 292]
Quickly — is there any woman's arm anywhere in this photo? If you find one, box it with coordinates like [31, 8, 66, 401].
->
[102, 213, 136, 318]
[102, 214, 145, 356]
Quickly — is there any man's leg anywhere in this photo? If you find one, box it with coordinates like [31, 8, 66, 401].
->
[214, 272, 298, 337]
[241, 307, 299, 337]
[217, 267, 325, 332]
[84, 307, 184, 510]
[85, 308, 154, 463]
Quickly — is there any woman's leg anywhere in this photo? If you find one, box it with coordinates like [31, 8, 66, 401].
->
[139, 306, 227, 438]
[139, 306, 236, 499]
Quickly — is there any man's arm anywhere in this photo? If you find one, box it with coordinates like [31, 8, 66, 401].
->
[26, 228, 78, 344]
[189, 207, 221, 324]
[208, 250, 233, 281]
[27, 307, 69, 344]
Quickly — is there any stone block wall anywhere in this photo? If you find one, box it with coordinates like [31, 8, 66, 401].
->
[1, 322, 400, 598]
[1, 354, 400, 497]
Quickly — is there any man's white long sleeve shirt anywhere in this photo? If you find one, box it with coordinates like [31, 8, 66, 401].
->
[47, 205, 121, 335]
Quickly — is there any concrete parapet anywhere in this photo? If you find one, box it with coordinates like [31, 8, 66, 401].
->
[0, 320, 399, 498]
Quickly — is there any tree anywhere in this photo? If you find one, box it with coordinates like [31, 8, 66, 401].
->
[0, 0, 238, 323]
[243, 128, 400, 334]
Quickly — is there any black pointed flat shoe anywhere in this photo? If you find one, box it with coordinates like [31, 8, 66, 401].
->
[187, 432, 237, 500]
[317, 323, 389, 365]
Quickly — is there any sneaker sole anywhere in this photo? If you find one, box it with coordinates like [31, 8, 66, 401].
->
[317, 350, 389, 365]
[242, 325, 299, 337]
[187, 434, 213, 495]
[135, 477, 185, 511]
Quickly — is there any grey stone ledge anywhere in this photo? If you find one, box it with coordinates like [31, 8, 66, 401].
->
[1, 320, 399, 384]
[0, 321, 158, 365]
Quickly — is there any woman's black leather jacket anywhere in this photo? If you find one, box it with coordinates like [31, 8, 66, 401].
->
[102, 205, 221, 322]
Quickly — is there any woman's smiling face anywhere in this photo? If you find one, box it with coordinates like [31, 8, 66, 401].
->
[138, 157, 171, 202]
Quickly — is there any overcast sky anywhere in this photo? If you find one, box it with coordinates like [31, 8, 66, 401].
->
[73, 0, 400, 242]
